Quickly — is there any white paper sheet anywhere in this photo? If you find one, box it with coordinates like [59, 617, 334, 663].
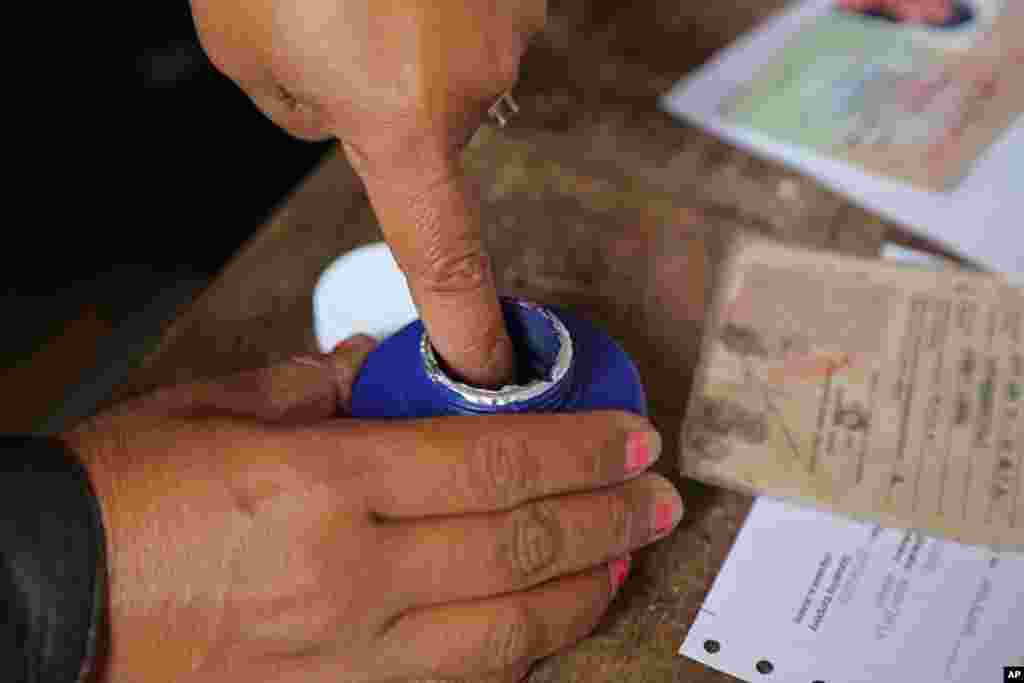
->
[679, 497, 1024, 683]
[660, 0, 1023, 286]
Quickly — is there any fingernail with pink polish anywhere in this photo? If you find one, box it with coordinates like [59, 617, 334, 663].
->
[625, 431, 661, 476]
[333, 334, 376, 353]
[609, 554, 632, 596]
[654, 498, 683, 536]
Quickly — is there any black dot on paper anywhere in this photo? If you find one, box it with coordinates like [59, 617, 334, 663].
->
[756, 659, 774, 675]
[703, 639, 721, 654]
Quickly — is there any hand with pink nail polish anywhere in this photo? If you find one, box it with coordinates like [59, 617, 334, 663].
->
[62, 335, 681, 683]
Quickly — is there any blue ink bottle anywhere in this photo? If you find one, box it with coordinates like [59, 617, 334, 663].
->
[350, 297, 647, 419]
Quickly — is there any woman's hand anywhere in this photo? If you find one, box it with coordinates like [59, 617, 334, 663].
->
[67, 336, 681, 682]
[190, 0, 548, 389]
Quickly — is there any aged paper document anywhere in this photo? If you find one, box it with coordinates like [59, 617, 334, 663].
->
[719, 0, 1024, 192]
[661, 0, 1024, 283]
[680, 236, 1023, 549]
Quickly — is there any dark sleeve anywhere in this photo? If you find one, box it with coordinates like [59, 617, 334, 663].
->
[0, 436, 108, 683]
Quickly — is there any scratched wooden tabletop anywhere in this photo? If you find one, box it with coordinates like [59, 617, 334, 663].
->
[108, 1, 889, 680]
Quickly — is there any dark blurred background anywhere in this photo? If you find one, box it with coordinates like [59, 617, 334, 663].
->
[124, 2, 333, 273]
[2, 0, 333, 433]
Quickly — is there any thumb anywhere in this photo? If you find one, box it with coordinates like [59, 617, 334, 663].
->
[295, 333, 380, 417]
[256, 333, 380, 421]
[141, 334, 379, 423]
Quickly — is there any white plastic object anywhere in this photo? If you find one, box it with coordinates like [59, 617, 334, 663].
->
[313, 241, 419, 353]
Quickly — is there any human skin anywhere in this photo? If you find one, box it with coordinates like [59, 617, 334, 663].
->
[186, 0, 954, 391]
[68, 335, 682, 682]
[189, 0, 550, 390]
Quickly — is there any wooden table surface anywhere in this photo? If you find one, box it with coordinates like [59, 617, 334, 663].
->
[108, 1, 891, 680]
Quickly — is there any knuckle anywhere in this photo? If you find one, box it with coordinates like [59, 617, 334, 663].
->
[414, 247, 493, 295]
[477, 604, 540, 671]
[498, 501, 563, 584]
[468, 432, 537, 509]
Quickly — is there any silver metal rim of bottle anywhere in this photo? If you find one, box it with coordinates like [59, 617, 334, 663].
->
[419, 301, 574, 408]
